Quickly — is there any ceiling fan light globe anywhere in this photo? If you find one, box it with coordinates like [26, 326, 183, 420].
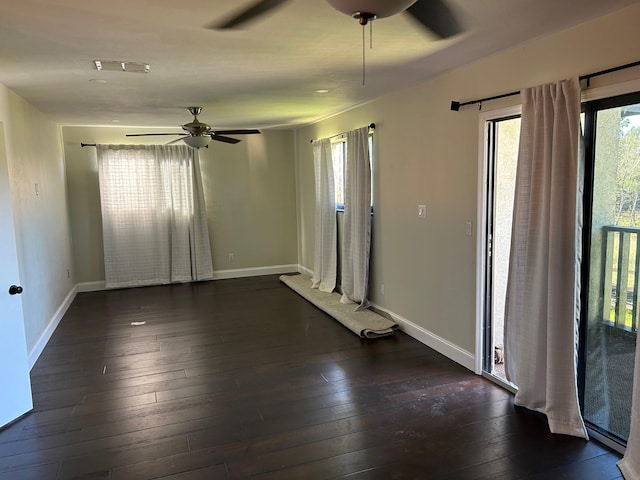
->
[183, 136, 210, 149]
[325, 0, 416, 18]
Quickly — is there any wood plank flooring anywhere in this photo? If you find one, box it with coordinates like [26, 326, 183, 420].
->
[0, 274, 624, 479]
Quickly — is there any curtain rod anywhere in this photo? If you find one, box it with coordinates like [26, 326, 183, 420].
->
[310, 123, 376, 143]
[450, 59, 640, 111]
[81, 142, 208, 148]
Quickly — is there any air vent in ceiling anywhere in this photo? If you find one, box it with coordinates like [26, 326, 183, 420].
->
[93, 60, 150, 74]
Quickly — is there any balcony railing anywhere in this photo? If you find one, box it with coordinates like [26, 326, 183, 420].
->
[602, 225, 640, 333]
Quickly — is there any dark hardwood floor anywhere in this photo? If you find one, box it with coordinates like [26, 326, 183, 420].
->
[0, 275, 623, 479]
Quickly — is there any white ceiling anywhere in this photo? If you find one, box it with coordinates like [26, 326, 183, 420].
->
[0, 0, 638, 130]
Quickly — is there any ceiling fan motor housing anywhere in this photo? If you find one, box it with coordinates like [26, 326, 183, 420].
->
[325, 0, 417, 19]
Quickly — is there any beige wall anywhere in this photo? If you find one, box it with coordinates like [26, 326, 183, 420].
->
[62, 127, 298, 283]
[294, 4, 640, 355]
[0, 85, 74, 352]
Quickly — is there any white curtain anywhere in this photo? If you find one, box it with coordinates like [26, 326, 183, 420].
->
[311, 138, 337, 292]
[504, 77, 588, 438]
[340, 126, 371, 309]
[97, 144, 213, 288]
[619, 339, 640, 478]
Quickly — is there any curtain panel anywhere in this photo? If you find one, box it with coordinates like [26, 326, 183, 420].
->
[340, 126, 372, 309]
[97, 144, 213, 288]
[311, 138, 337, 292]
[504, 77, 588, 439]
[619, 336, 640, 478]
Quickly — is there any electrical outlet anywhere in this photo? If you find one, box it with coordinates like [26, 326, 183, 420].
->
[228, 253, 234, 262]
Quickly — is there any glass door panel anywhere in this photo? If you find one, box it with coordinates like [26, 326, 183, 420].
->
[484, 116, 520, 383]
[583, 95, 640, 445]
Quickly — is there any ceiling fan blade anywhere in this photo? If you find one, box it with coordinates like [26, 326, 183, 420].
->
[212, 129, 261, 135]
[125, 133, 187, 137]
[406, 0, 462, 38]
[210, 134, 241, 144]
[209, 0, 289, 29]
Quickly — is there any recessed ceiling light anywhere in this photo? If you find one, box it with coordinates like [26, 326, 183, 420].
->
[315, 89, 329, 94]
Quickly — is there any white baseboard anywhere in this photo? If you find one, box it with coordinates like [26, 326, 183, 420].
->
[77, 266, 301, 290]
[297, 265, 313, 277]
[77, 281, 107, 292]
[371, 302, 476, 372]
[212, 264, 299, 280]
[28, 285, 77, 370]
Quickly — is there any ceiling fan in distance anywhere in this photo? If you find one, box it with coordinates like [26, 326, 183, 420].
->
[212, 0, 462, 39]
[126, 107, 261, 149]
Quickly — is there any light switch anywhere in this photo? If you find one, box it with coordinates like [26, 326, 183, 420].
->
[465, 221, 473, 236]
[418, 205, 427, 219]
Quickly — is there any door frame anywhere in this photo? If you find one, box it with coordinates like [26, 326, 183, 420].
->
[475, 105, 521, 377]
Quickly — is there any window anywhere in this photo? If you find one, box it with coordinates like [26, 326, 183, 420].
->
[96, 145, 212, 288]
[331, 134, 374, 211]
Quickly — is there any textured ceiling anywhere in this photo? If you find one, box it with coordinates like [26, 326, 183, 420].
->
[0, 0, 638, 130]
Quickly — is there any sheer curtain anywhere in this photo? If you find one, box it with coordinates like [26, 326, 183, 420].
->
[340, 126, 371, 309]
[504, 77, 588, 438]
[97, 144, 213, 288]
[619, 341, 640, 478]
[311, 138, 337, 292]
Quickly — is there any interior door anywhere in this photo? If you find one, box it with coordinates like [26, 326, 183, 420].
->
[0, 124, 33, 428]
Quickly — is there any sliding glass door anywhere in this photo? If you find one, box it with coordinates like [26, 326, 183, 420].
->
[481, 92, 639, 449]
[581, 92, 640, 447]
[482, 113, 520, 384]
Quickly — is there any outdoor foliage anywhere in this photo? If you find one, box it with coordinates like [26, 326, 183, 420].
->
[615, 121, 640, 225]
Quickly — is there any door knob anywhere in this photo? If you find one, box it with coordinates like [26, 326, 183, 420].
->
[8, 285, 23, 295]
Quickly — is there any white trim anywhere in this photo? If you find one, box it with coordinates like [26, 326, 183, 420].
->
[211, 264, 298, 280]
[77, 281, 107, 292]
[582, 78, 640, 103]
[372, 302, 475, 372]
[475, 118, 489, 375]
[475, 105, 522, 375]
[482, 371, 517, 394]
[298, 264, 313, 277]
[77, 266, 301, 290]
[28, 286, 77, 369]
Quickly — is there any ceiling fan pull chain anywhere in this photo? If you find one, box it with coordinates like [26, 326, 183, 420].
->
[362, 24, 366, 86]
[370, 19, 373, 48]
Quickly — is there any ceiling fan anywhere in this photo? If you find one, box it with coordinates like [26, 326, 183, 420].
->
[212, 0, 462, 39]
[126, 107, 261, 149]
